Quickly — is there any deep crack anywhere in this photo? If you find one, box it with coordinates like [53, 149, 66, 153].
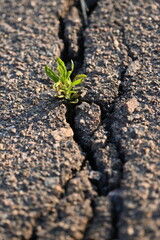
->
[58, 0, 126, 239]
[58, 16, 69, 64]
[58, 6, 84, 75]
[29, 227, 37, 240]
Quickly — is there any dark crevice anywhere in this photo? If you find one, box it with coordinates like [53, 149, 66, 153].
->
[98, 115, 124, 240]
[102, 72, 127, 238]
[58, 16, 69, 65]
[58, 1, 99, 77]
[58, 3, 104, 233]
[65, 99, 124, 239]
[58, 0, 101, 176]
[58, 23, 84, 78]
[102, 52, 127, 239]
[58, 10, 84, 76]
[99, 102, 125, 187]
[64, 103, 104, 239]
[75, 28, 85, 75]
[79, 0, 99, 25]
[86, 0, 99, 14]
[58, 0, 126, 239]
[29, 227, 37, 240]
[118, 67, 127, 96]
[110, 192, 123, 240]
[29, 213, 44, 240]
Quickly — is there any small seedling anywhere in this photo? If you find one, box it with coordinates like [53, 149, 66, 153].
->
[45, 57, 86, 103]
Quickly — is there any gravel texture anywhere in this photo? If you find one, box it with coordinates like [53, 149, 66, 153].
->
[0, 0, 160, 239]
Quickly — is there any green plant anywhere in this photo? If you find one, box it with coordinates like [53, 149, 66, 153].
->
[45, 57, 86, 103]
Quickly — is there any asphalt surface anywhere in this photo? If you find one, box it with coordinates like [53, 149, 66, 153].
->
[0, 0, 159, 240]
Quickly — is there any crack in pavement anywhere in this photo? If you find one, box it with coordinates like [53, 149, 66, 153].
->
[56, 1, 124, 239]
[57, 1, 128, 239]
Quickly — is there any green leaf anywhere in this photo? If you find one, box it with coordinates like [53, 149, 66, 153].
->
[57, 95, 65, 98]
[69, 90, 77, 94]
[70, 60, 74, 72]
[73, 87, 82, 90]
[56, 57, 67, 83]
[70, 99, 79, 104]
[67, 71, 72, 79]
[71, 74, 86, 87]
[73, 74, 86, 81]
[56, 57, 66, 72]
[71, 78, 83, 87]
[45, 65, 59, 83]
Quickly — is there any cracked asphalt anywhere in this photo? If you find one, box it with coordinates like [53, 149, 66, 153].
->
[0, 0, 159, 240]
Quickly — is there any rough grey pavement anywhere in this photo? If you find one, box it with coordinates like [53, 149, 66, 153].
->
[0, 0, 159, 240]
